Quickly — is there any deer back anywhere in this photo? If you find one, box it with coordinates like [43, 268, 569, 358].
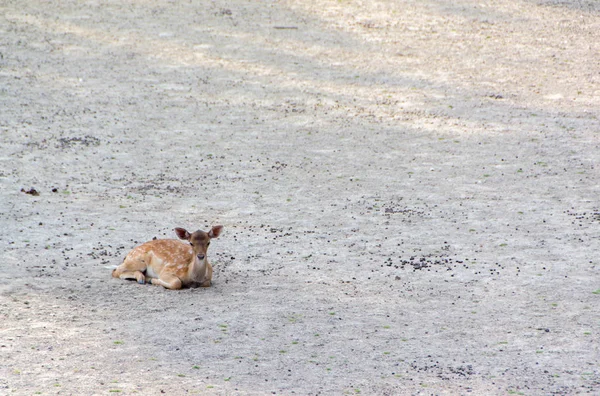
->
[129, 239, 194, 278]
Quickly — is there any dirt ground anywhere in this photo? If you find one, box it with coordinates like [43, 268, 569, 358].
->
[1, 0, 599, 394]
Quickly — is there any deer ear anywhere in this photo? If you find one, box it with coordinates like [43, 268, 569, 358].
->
[174, 228, 191, 240]
[208, 225, 223, 239]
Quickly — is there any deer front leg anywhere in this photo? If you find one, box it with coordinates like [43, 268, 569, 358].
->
[149, 273, 183, 290]
[199, 280, 211, 287]
[199, 264, 213, 287]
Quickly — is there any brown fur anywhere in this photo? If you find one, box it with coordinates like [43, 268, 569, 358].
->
[112, 225, 223, 290]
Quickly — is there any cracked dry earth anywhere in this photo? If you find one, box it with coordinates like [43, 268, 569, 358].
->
[1, 0, 599, 395]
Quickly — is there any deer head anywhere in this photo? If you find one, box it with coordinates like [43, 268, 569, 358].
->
[174, 225, 223, 261]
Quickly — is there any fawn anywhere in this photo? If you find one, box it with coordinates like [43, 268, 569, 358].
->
[112, 226, 223, 289]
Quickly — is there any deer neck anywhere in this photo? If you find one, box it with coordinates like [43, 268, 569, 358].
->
[188, 255, 208, 281]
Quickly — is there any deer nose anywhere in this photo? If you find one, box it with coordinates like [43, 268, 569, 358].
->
[197, 254, 205, 260]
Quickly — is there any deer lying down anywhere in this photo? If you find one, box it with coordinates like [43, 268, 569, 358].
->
[112, 226, 223, 289]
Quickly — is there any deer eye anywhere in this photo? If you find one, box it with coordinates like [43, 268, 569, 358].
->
[189, 242, 193, 246]
[207, 242, 211, 246]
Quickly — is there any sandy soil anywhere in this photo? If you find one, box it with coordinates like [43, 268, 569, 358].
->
[1, 0, 599, 394]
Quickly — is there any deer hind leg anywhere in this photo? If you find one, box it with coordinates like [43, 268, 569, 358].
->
[149, 273, 183, 290]
[112, 267, 147, 284]
[112, 257, 148, 284]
